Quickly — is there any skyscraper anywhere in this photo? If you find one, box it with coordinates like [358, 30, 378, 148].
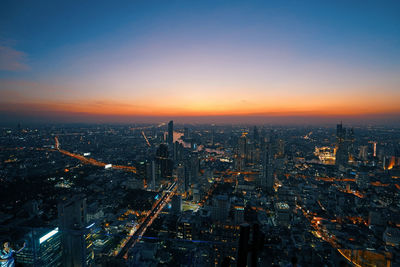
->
[335, 122, 355, 168]
[58, 195, 93, 267]
[16, 227, 62, 266]
[261, 143, 274, 194]
[155, 144, 172, 178]
[253, 126, 259, 144]
[168, 120, 173, 146]
[171, 195, 182, 214]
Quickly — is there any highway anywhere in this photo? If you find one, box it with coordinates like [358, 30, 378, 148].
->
[54, 136, 136, 173]
[117, 181, 177, 259]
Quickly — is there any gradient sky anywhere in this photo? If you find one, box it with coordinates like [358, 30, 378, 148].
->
[0, 0, 399, 124]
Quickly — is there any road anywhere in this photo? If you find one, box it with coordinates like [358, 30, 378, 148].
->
[54, 136, 136, 173]
[117, 181, 177, 259]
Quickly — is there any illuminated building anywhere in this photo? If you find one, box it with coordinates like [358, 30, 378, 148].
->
[58, 195, 94, 267]
[16, 227, 62, 266]
[314, 146, 335, 165]
[275, 202, 291, 226]
[211, 222, 240, 266]
[177, 215, 193, 240]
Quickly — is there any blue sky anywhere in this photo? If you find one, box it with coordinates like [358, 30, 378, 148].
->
[0, 0, 399, 123]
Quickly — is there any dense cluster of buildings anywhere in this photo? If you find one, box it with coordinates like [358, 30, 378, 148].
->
[0, 121, 399, 266]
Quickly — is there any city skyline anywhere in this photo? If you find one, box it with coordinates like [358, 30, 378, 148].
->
[1, 1, 400, 124]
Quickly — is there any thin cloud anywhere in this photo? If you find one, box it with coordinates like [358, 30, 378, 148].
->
[0, 45, 29, 71]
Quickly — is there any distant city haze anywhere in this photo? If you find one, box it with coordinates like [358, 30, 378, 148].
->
[0, 1, 399, 125]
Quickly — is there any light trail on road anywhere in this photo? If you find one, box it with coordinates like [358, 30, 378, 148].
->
[117, 182, 177, 260]
[54, 136, 136, 173]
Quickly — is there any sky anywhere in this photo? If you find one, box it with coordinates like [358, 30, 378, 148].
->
[0, 0, 399, 125]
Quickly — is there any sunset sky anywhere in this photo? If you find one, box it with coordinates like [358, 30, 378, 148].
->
[0, 1, 399, 124]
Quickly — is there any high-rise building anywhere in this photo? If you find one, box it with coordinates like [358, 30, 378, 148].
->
[211, 195, 230, 222]
[16, 227, 62, 266]
[234, 206, 245, 225]
[177, 214, 193, 240]
[168, 120, 173, 146]
[176, 164, 186, 193]
[275, 202, 291, 226]
[171, 195, 182, 214]
[173, 141, 184, 162]
[261, 143, 274, 194]
[335, 122, 354, 168]
[155, 144, 172, 179]
[190, 152, 199, 184]
[58, 195, 93, 267]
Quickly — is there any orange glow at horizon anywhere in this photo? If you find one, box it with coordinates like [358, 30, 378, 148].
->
[1, 97, 400, 118]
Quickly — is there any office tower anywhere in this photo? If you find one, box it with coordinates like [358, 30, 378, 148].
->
[58, 195, 93, 267]
[336, 122, 345, 142]
[155, 144, 172, 178]
[171, 195, 182, 214]
[261, 143, 274, 194]
[177, 215, 193, 240]
[168, 120, 173, 146]
[136, 161, 146, 186]
[211, 195, 230, 222]
[16, 227, 62, 266]
[234, 206, 245, 225]
[335, 122, 349, 167]
[238, 133, 248, 160]
[236, 133, 250, 169]
[190, 152, 200, 184]
[173, 141, 184, 162]
[275, 202, 291, 226]
[176, 164, 185, 193]
[184, 161, 192, 193]
[145, 160, 156, 190]
[237, 223, 250, 267]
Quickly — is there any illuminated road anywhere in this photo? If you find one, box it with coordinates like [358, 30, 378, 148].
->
[141, 131, 151, 147]
[298, 205, 391, 266]
[117, 181, 177, 259]
[54, 136, 136, 173]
